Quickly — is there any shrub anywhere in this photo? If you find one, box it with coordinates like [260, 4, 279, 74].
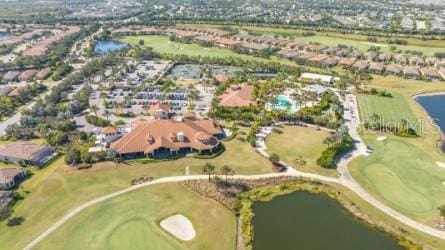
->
[86, 115, 110, 127]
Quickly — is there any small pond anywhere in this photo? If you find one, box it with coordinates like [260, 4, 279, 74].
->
[252, 192, 403, 250]
[0, 34, 10, 41]
[94, 40, 128, 55]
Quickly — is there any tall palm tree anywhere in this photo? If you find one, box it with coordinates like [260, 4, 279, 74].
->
[202, 163, 215, 182]
[221, 165, 233, 184]
[103, 109, 111, 121]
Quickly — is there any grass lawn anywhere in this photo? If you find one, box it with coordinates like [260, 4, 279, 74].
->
[0, 138, 271, 250]
[34, 183, 236, 250]
[265, 126, 337, 177]
[350, 75, 445, 226]
[356, 92, 417, 124]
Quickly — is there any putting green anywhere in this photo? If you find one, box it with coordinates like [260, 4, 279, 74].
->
[350, 136, 445, 224]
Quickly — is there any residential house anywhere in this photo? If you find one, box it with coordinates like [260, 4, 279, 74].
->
[363, 51, 378, 61]
[0, 141, 55, 166]
[378, 53, 392, 62]
[8, 86, 27, 97]
[403, 66, 421, 79]
[308, 54, 329, 65]
[217, 84, 255, 107]
[215, 38, 240, 48]
[2, 71, 20, 83]
[409, 55, 425, 66]
[110, 116, 223, 158]
[386, 64, 403, 75]
[304, 44, 327, 52]
[276, 49, 300, 59]
[18, 69, 37, 81]
[321, 57, 338, 67]
[35, 68, 51, 80]
[368, 62, 385, 73]
[0, 86, 12, 97]
[425, 57, 438, 66]
[352, 60, 369, 71]
[239, 43, 269, 54]
[420, 67, 442, 80]
[193, 36, 216, 45]
[0, 168, 26, 190]
[394, 54, 408, 65]
[338, 57, 356, 68]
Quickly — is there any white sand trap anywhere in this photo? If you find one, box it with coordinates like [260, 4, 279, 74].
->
[160, 214, 196, 241]
[436, 162, 445, 168]
[377, 136, 388, 141]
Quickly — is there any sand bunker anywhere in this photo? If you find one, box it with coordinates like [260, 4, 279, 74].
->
[377, 136, 388, 141]
[160, 214, 196, 241]
[436, 162, 445, 168]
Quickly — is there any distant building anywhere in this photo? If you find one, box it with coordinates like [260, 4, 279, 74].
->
[299, 72, 333, 84]
[420, 67, 441, 80]
[0, 141, 55, 166]
[35, 68, 51, 80]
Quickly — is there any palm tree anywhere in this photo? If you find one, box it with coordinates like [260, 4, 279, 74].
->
[202, 163, 215, 182]
[221, 165, 233, 184]
[90, 104, 99, 117]
[103, 109, 111, 121]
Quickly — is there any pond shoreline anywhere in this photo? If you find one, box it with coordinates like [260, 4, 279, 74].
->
[237, 181, 418, 250]
[412, 91, 445, 153]
[183, 177, 422, 250]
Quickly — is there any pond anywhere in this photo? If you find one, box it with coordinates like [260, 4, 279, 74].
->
[0, 34, 10, 41]
[252, 192, 403, 250]
[94, 40, 128, 55]
[415, 94, 445, 134]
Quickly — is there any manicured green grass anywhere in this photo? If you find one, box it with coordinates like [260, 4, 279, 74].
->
[265, 126, 337, 177]
[0, 139, 271, 250]
[349, 134, 445, 225]
[34, 182, 236, 250]
[357, 92, 417, 124]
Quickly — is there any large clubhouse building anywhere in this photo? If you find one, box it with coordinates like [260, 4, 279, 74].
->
[110, 114, 223, 158]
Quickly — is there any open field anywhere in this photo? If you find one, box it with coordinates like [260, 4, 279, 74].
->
[34, 183, 236, 250]
[265, 126, 337, 177]
[350, 75, 445, 226]
[357, 92, 417, 124]
[0, 139, 271, 250]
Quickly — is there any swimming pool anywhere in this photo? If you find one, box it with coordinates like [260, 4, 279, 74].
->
[267, 95, 299, 113]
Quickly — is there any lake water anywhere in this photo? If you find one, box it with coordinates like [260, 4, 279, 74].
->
[0, 34, 10, 41]
[252, 192, 403, 250]
[415, 94, 445, 133]
[94, 40, 128, 55]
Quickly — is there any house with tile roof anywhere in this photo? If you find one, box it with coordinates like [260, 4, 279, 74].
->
[217, 84, 256, 107]
[110, 116, 223, 158]
[0, 167, 26, 190]
[0, 141, 54, 166]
